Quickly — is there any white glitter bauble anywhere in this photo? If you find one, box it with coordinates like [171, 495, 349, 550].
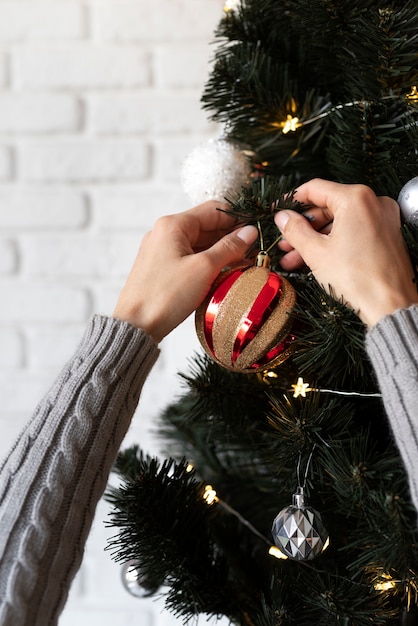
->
[398, 177, 418, 226]
[181, 138, 252, 205]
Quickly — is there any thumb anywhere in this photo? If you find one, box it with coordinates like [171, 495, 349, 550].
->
[203, 224, 259, 271]
[275, 209, 319, 251]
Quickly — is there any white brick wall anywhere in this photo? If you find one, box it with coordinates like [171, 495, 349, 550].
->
[0, 1, 225, 624]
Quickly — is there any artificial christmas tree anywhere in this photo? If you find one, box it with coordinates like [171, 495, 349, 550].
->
[106, 1, 418, 624]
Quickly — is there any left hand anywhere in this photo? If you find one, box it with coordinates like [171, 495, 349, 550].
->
[113, 200, 258, 342]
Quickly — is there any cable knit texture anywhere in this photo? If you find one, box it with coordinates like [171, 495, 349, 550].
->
[1, 308, 418, 624]
[0, 315, 159, 626]
[365, 305, 418, 512]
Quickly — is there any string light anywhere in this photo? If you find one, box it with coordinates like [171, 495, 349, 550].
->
[224, 0, 240, 12]
[202, 483, 287, 561]
[292, 377, 313, 398]
[407, 86, 418, 102]
[281, 115, 301, 134]
[272, 114, 301, 134]
[322, 537, 330, 552]
[266, 92, 415, 145]
[374, 573, 397, 592]
[287, 376, 382, 399]
[268, 545, 288, 560]
[203, 485, 219, 505]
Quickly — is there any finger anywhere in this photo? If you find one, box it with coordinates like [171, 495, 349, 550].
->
[201, 224, 258, 271]
[293, 178, 348, 220]
[277, 215, 333, 254]
[319, 221, 333, 235]
[278, 238, 294, 252]
[379, 195, 401, 225]
[153, 202, 236, 255]
[275, 209, 325, 267]
[301, 207, 334, 232]
[182, 200, 237, 242]
[280, 248, 306, 271]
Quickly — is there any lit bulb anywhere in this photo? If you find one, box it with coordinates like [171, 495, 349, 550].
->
[282, 115, 301, 134]
[224, 0, 240, 12]
[268, 545, 288, 560]
[292, 377, 312, 398]
[406, 86, 418, 101]
[203, 485, 219, 505]
[374, 574, 397, 592]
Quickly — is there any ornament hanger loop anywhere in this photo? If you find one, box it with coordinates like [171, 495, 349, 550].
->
[296, 444, 317, 492]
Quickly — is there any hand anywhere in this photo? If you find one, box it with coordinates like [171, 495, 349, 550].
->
[113, 201, 258, 342]
[274, 178, 418, 328]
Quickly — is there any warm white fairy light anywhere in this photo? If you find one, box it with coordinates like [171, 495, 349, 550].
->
[287, 377, 382, 399]
[281, 115, 301, 134]
[292, 377, 312, 398]
[322, 537, 330, 552]
[203, 485, 219, 506]
[202, 484, 278, 551]
[407, 86, 418, 101]
[224, 0, 240, 12]
[269, 93, 412, 141]
[268, 545, 288, 560]
[374, 573, 397, 592]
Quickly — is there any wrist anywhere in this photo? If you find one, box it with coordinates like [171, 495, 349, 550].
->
[360, 289, 418, 328]
[113, 302, 164, 344]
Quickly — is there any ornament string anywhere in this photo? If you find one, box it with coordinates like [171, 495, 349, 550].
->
[296, 445, 316, 492]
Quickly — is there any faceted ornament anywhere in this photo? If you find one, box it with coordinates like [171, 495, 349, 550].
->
[271, 488, 329, 561]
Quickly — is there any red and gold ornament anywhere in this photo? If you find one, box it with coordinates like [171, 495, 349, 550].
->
[195, 252, 296, 373]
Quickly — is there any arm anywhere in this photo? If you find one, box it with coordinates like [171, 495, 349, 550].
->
[365, 307, 418, 511]
[274, 178, 418, 510]
[0, 201, 258, 626]
[0, 316, 159, 626]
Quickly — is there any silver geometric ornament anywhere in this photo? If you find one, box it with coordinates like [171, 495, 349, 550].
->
[271, 487, 329, 561]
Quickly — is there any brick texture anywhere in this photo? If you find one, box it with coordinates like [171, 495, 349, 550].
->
[0, 1, 224, 625]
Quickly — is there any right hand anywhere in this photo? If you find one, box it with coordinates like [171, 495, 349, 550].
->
[274, 178, 418, 328]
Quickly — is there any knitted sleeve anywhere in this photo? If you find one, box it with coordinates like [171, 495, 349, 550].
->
[0, 315, 159, 626]
[365, 305, 418, 512]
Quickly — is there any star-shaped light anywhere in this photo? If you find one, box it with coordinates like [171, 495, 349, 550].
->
[292, 377, 312, 398]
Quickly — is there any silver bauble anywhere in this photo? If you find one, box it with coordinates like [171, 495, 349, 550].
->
[398, 177, 418, 226]
[120, 560, 158, 598]
[181, 138, 252, 205]
[271, 488, 329, 561]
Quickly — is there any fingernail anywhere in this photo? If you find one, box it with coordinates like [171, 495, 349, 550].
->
[303, 213, 315, 222]
[237, 224, 258, 244]
[275, 211, 289, 232]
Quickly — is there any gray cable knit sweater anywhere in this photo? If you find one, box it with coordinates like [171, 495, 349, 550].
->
[0, 308, 417, 625]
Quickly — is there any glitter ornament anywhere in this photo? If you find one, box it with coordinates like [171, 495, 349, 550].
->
[398, 177, 418, 226]
[271, 487, 329, 561]
[195, 252, 296, 373]
[181, 138, 252, 205]
[121, 560, 159, 598]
